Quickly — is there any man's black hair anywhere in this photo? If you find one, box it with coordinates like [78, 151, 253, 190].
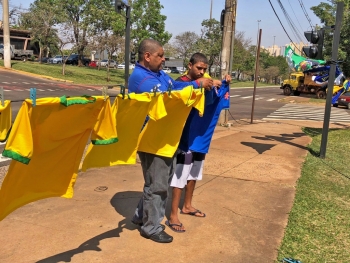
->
[138, 39, 162, 62]
[189, 53, 208, 65]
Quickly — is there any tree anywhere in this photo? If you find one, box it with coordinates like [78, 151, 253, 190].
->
[311, 0, 350, 76]
[57, 0, 116, 66]
[130, 0, 171, 48]
[173, 31, 199, 68]
[19, 0, 65, 62]
[163, 43, 178, 58]
[231, 31, 254, 80]
[195, 19, 222, 76]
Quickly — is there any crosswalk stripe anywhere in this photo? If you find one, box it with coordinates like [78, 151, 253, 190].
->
[241, 96, 253, 99]
[267, 98, 276, 101]
[47, 89, 55, 91]
[22, 82, 30, 84]
[263, 104, 350, 122]
[230, 95, 240, 97]
[1, 82, 10, 84]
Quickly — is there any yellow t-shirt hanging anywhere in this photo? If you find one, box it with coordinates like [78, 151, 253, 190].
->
[0, 96, 117, 221]
[137, 86, 205, 158]
[0, 100, 12, 142]
[82, 92, 166, 170]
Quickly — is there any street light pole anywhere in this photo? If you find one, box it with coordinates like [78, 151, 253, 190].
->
[2, 0, 11, 68]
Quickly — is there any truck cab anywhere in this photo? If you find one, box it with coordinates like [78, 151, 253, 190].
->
[280, 72, 304, 96]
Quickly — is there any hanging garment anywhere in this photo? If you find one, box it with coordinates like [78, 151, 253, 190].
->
[179, 81, 230, 153]
[137, 86, 205, 158]
[0, 96, 117, 221]
[82, 92, 166, 170]
[0, 100, 12, 142]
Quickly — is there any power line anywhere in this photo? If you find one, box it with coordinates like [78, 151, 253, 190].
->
[286, 0, 305, 33]
[276, 0, 304, 43]
[267, 0, 302, 53]
[297, 0, 314, 29]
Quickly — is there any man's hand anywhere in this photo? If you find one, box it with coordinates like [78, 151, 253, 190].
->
[197, 77, 213, 90]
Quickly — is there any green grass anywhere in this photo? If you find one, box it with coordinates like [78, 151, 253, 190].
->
[0, 60, 277, 88]
[229, 79, 279, 88]
[277, 127, 350, 263]
[0, 60, 126, 85]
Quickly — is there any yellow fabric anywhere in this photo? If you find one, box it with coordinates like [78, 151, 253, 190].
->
[137, 86, 205, 157]
[0, 96, 117, 221]
[0, 100, 12, 142]
[82, 93, 166, 170]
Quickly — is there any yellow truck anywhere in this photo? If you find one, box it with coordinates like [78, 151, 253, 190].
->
[280, 72, 343, 99]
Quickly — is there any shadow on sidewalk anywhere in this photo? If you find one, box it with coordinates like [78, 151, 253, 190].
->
[242, 132, 307, 154]
[36, 191, 142, 263]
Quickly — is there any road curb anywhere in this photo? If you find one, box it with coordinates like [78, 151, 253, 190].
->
[0, 66, 74, 83]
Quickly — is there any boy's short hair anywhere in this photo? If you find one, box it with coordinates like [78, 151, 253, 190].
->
[189, 53, 208, 65]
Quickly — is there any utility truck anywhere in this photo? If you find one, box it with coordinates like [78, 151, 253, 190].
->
[0, 43, 34, 61]
[280, 64, 345, 99]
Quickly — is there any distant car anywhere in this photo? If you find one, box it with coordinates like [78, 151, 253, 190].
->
[334, 91, 350, 109]
[89, 61, 97, 67]
[117, 63, 135, 69]
[162, 67, 171, 74]
[48, 55, 67, 64]
[66, 54, 90, 66]
[99, 59, 117, 68]
[170, 69, 180, 74]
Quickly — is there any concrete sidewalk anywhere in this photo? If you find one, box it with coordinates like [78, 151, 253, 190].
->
[1, 119, 346, 263]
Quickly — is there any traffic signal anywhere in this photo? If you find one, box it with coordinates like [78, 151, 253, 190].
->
[302, 29, 324, 60]
[130, 52, 136, 64]
[115, 0, 125, 13]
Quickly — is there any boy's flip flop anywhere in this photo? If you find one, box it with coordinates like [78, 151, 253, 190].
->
[165, 220, 186, 233]
[180, 209, 206, 217]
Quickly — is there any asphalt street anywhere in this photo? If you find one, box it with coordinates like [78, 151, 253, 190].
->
[228, 86, 287, 121]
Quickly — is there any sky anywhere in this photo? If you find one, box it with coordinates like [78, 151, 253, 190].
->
[3, 0, 324, 47]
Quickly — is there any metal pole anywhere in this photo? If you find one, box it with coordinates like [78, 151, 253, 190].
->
[2, 0, 11, 68]
[250, 29, 262, 124]
[124, 5, 131, 89]
[319, 1, 344, 159]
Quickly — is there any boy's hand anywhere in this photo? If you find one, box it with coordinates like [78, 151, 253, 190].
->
[197, 78, 213, 90]
[224, 74, 232, 83]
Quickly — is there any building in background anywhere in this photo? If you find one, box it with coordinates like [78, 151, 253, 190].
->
[0, 27, 39, 55]
[262, 42, 307, 57]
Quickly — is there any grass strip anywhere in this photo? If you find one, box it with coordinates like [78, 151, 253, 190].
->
[277, 127, 350, 263]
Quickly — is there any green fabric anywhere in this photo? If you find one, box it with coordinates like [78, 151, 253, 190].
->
[285, 45, 325, 72]
[0, 125, 12, 143]
[2, 149, 30, 164]
[91, 137, 119, 145]
[60, 95, 96, 107]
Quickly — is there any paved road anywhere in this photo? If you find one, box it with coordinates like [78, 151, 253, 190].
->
[228, 86, 287, 121]
[0, 69, 119, 117]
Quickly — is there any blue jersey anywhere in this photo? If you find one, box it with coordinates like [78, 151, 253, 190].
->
[128, 63, 200, 94]
[179, 81, 230, 153]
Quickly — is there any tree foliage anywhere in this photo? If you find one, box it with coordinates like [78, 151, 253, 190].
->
[173, 31, 199, 68]
[20, 0, 66, 61]
[311, 0, 350, 76]
[130, 0, 171, 48]
[195, 19, 222, 75]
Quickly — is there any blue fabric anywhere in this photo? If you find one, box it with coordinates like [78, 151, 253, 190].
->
[179, 81, 230, 153]
[128, 62, 199, 94]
